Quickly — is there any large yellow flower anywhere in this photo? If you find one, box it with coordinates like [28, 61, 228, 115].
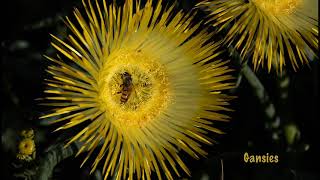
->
[198, 0, 318, 72]
[40, 0, 234, 179]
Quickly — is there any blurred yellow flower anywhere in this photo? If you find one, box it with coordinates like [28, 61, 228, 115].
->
[17, 138, 36, 161]
[198, 0, 318, 72]
[40, 0, 234, 179]
[21, 129, 34, 139]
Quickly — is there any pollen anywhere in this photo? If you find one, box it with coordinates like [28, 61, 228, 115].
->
[253, 0, 302, 15]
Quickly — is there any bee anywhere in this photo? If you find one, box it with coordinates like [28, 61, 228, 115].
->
[118, 72, 133, 104]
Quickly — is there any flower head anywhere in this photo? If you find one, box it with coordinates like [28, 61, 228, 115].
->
[198, 0, 318, 72]
[17, 138, 36, 161]
[21, 129, 34, 139]
[41, 0, 234, 179]
[18, 139, 35, 155]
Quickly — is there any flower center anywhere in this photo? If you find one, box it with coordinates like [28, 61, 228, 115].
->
[252, 0, 301, 15]
[108, 69, 153, 109]
[98, 49, 171, 127]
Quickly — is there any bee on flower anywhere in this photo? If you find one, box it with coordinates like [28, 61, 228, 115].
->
[40, 0, 235, 179]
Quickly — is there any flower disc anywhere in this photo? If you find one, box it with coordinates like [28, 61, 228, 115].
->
[18, 139, 35, 156]
[98, 49, 171, 127]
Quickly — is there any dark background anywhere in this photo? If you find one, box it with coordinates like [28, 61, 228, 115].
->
[1, 0, 319, 179]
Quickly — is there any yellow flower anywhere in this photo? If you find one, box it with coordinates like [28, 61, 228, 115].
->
[198, 0, 318, 72]
[40, 0, 234, 179]
[21, 129, 34, 139]
[17, 139, 36, 158]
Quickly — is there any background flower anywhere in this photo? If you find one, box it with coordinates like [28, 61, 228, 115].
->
[40, 0, 234, 179]
[17, 138, 36, 161]
[198, 0, 319, 73]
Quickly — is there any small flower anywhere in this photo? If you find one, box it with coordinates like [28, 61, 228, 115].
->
[17, 138, 36, 161]
[198, 0, 318, 72]
[41, 0, 234, 179]
[21, 129, 34, 139]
